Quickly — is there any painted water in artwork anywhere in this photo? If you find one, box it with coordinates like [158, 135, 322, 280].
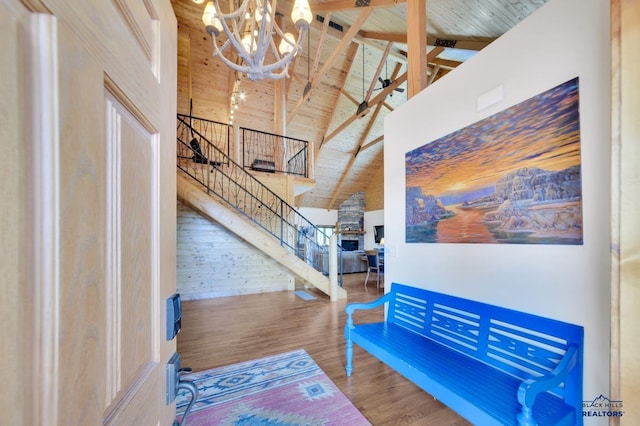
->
[405, 77, 583, 245]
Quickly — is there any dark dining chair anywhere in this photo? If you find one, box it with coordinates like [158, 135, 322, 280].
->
[364, 250, 383, 289]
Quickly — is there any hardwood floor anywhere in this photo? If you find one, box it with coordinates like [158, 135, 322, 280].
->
[177, 273, 471, 425]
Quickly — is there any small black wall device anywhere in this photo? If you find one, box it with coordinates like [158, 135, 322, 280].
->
[166, 293, 182, 340]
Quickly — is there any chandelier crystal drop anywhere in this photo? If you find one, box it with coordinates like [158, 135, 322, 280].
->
[202, 0, 312, 80]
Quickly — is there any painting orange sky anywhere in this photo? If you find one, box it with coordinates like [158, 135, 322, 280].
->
[405, 78, 581, 204]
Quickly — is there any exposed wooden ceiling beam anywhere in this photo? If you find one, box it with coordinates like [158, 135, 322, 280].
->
[341, 88, 360, 106]
[360, 134, 384, 153]
[285, 54, 301, 99]
[327, 154, 359, 209]
[311, 12, 332, 79]
[424, 46, 445, 66]
[357, 33, 495, 52]
[319, 42, 359, 149]
[426, 36, 495, 51]
[327, 92, 387, 208]
[310, 10, 407, 62]
[324, 63, 405, 145]
[310, 11, 408, 64]
[432, 57, 463, 69]
[354, 38, 454, 70]
[290, 70, 305, 85]
[406, 0, 426, 98]
[287, 8, 372, 124]
[365, 42, 393, 102]
[322, 107, 362, 147]
[312, 9, 372, 79]
[366, 69, 407, 105]
[359, 104, 384, 149]
[428, 64, 441, 85]
[371, 60, 401, 112]
[355, 35, 408, 64]
[359, 31, 407, 43]
[312, 0, 407, 12]
[380, 62, 403, 110]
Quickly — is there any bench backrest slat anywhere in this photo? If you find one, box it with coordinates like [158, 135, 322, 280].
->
[387, 283, 583, 402]
[393, 292, 429, 333]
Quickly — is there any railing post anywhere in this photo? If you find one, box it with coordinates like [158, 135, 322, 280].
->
[206, 140, 211, 194]
[330, 234, 339, 302]
[280, 201, 284, 247]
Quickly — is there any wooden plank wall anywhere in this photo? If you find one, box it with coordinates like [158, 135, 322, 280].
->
[365, 165, 384, 211]
[176, 201, 295, 299]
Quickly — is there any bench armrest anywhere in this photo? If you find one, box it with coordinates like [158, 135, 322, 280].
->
[516, 344, 580, 424]
[345, 292, 395, 317]
[344, 292, 395, 377]
[345, 292, 395, 345]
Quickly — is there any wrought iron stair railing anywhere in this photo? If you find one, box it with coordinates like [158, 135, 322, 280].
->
[177, 114, 341, 279]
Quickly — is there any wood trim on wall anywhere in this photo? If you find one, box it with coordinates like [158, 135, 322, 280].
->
[610, 0, 639, 423]
[365, 166, 384, 212]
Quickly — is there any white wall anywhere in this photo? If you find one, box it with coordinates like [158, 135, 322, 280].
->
[384, 0, 610, 421]
[364, 209, 384, 250]
[298, 207, 338, 226]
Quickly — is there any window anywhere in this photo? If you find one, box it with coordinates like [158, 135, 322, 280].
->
[316, 226, 335, 246]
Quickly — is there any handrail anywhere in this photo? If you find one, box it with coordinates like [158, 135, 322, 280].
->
[176, 115, 342, 280]
[240, 127, 309, 177]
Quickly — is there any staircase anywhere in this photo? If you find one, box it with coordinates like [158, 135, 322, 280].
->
[176, 115, 346, 300]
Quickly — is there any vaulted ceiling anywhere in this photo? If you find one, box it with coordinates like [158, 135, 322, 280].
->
[171, 0, 548, 210]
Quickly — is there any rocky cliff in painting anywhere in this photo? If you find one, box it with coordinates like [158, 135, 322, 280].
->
[482, 165, 582, 236]
[493, 166, 582, 203]
[406, 187, 454, 226]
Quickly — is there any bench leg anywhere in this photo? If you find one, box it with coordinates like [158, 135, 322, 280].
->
[517, 407, 536, 426]
[345, 339, 353, 376]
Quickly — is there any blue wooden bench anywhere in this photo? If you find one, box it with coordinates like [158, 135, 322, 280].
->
[345, 283, 584, 426]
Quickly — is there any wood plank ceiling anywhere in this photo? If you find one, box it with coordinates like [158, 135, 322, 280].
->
[171, 0, 548, 210]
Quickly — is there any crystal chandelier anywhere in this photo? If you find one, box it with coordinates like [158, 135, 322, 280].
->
[202, 0, 313, 80]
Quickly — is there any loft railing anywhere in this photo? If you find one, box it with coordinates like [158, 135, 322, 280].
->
[176, 115, 340, 280]
[177, 113, 230, 158]
[240, 127, 308, 177]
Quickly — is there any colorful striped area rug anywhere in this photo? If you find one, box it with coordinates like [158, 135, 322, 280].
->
[175, 349, 371, 425]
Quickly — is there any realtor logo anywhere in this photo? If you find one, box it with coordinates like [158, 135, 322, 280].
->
[583, 394, 624, 418]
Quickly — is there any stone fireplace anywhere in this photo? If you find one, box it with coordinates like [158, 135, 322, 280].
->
[338, 192, 365, 251]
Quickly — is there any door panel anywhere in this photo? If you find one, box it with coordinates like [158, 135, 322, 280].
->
[1, 0, 177, 424]
[104, 91, 159, 417]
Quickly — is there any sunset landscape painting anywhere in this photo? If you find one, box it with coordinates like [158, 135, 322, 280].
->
[405, 77, 583, 244]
